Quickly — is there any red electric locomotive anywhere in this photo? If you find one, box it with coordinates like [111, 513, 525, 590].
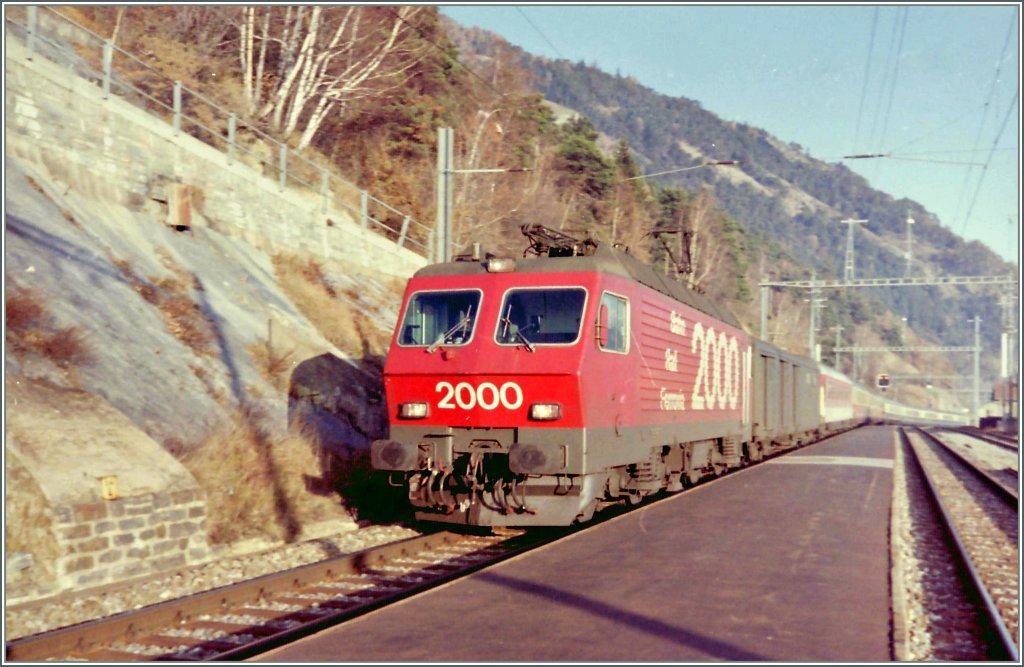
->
[371, 224, 966, 526]
[372, 225, 763, 526]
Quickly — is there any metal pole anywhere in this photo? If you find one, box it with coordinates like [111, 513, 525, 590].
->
[320, 171, 329, 214]
[443, 128, 453, 261]
[905, 214, 914, 277]
[760, 284, 769, 340]
[227, 113, 236, 165]
[102, 41, 113, 99]
[435, 127, 453, 262]
[397, 215, 410, 249]
[173, 81, 182, 136]
[808, 292, 816, 359]
[360, 191, 369, 231]
[973, 316, 981, 427]
[834, 325, 843, 370]
[278, 144, 287, 192]
[807, 272, 817, 359]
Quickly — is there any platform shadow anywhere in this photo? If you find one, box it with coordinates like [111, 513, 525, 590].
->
[475, 570, 768, 661]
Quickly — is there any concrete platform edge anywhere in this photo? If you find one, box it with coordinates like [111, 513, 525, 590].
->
[889, 430, 909, 661]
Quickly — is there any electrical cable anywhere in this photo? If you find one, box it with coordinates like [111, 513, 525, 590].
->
[383, 6, 507, 98]
[888, 105, 987, 154]
[515, 7, 566, 60]
[959, 89, 1019, 236]
[852, 7, 879, 152]
[953, 16, 1017, 232]
[867, 8, 903, 155]
[872, 7, 909, 183]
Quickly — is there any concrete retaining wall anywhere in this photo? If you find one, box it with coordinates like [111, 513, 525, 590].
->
[5, 378, 210, 600]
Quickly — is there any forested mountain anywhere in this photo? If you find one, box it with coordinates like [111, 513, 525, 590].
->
[445, 19, 1016, 389]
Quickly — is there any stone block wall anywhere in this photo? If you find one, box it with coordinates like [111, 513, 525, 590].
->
[52, 491, 209, 589]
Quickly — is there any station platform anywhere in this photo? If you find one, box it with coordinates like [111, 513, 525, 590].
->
[258, 425, 897, 662]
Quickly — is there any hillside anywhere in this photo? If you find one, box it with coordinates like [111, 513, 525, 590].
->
[444, 19, 1016, 394]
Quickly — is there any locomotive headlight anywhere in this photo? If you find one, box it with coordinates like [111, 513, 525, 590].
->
[486, 257, 516, 273]
[529, 402, 562, 421]
[398, 402, 429, 419]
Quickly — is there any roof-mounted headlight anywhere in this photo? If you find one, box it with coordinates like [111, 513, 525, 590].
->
[486, 258, 516, 273]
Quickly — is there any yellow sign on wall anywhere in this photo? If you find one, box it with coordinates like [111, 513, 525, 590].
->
[100, 475, 119, 501]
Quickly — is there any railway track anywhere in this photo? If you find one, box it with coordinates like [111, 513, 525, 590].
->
[927, 428, 1019, 500]
[4, 528, 559, 662]
[900, 426, 1019, 661]
[943, 425, 1019, 452]
[6, 424, 860, 662]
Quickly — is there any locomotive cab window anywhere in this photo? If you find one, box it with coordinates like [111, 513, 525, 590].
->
[398, 289, 482, 347]
[495, 287, 586, 346]
[597, 292, 629, 353]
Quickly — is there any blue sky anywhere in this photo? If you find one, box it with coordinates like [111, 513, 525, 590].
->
[441, 4, 1021, 265]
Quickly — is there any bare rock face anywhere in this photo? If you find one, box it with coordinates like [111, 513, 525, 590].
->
[288, 352, 389, 455]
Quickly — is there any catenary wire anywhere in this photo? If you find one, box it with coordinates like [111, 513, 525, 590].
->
[384, 6, 508, 98]
[852, 7, 879, 152]
[952, 16, 1018, 232]
[959, 90, 1019, 236]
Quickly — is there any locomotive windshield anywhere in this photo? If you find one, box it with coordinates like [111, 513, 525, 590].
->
[398, 289, 482, 349]
[495, 287, 586, 346]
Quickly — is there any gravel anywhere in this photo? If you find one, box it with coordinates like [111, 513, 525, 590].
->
[890, 434, 991, 660]
[4, 522, 421, 641]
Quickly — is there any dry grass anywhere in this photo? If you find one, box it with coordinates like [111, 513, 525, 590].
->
[5, 283, 94, 370]
[272, 254, 392, 358]
[179, 407, 354, 545]
[5, 284, 45, 332]
[246, 340, 294, 393]
[112, 257, 216, 357]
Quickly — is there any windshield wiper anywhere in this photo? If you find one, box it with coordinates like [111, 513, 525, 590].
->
[427, 306, 473, 353]
[500, 304, 535, 353]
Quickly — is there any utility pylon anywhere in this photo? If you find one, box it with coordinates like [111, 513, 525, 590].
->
[840, 218, 869, 281]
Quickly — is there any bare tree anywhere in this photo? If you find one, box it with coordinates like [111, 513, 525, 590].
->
[683, 187, 732, 294]
[238, 6, 429, 150]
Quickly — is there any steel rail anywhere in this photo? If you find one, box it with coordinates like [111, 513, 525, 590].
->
[5, 530, 544, 662]
[919, 428, 1019, 502]
[949, 426, 1019, 452]
[900, 427, 1019, 661]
